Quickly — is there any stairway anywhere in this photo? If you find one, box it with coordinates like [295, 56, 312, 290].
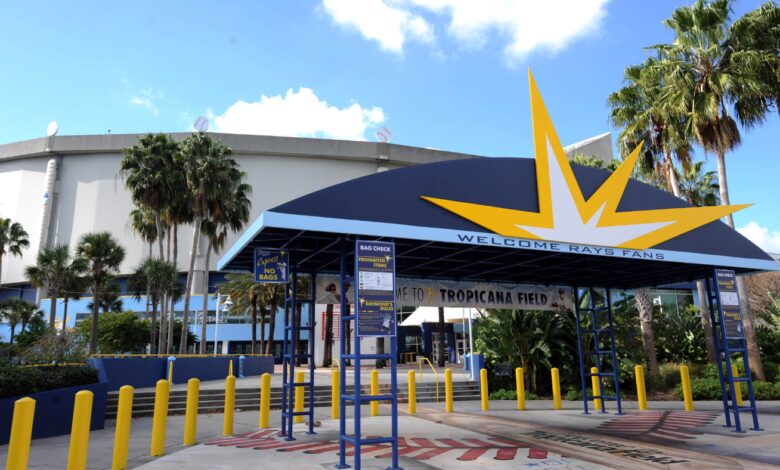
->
[105, 381, 481, 419]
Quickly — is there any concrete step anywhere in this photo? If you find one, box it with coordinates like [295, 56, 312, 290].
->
[105, 382, 479, 418]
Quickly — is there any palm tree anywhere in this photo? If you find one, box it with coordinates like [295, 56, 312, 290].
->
[178, 133, 248, 353]
[264, 284, 283, 356]
[120, 134, 180, 259]
[609, 57, 692, 198]
[60, 264, 88, 333]
[217, 273, 269, 355]
[128, 257, 179, 354]
[75, 232, 126, 354]
[25, 245, 87, 330]
[654, 0, 780, 379]
[0, 218, 29, 287]
[87, 279, 123, 313]
[1, 299, 38, 344]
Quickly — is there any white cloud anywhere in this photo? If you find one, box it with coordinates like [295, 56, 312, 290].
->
[322, 0, 434, 53]
[321, 0, 609, 62]
[738, 221, 780, 254]
[129, 89, 163, 116]
[212, 87, 385, 141]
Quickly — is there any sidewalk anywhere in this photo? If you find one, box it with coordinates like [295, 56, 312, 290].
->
[3, 400, 780, 469]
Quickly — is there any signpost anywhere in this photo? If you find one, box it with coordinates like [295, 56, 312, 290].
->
[714, 269, 743, 338]
[355, 240, 396, 337]
[254, 248, 289, 283]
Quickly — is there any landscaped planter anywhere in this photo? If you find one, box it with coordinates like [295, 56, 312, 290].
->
[0, 380, 108, 445]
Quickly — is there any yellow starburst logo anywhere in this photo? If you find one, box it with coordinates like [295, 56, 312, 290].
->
[422, 71, 748, 251]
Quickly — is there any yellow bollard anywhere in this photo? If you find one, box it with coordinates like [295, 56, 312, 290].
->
[224, 370, 236, 435]
[591, 367, 602, 410]
[260, 373, 271, 428]
[370, 370, 380, 417]
[6, 397, 35, 470]
[67, 390, 94, 470]
[331, 369, 340, 420]
[515, 367, 526, 411]
[635, 365, 648, 411]
[408, 370, 416, 415]
[111, 386, 134, 470]
[480, 368, 489, 411]
[150, 380, 170, 456]
[183, 378, 199, 446]
[294, 371, 305, 424]
[551, 368, 562, 410]
[680, 365, 694, 411]
[731, 364, 743, 406]
[445, 368, 453, 413]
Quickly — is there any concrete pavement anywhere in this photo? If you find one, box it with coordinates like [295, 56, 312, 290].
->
[3, 399, 780, 469]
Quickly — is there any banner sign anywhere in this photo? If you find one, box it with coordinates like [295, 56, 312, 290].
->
[715, 269, 744, 338]
[316, 276, 572, 311]
[254, 248, 289, 283]
[355, 240, 396, 337]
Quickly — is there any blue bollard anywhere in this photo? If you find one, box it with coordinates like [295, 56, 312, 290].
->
[238, 356, 245, 378]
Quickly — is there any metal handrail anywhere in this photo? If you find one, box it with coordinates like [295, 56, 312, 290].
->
[89, 353, 273, 358]
[418, 356, 440, 402]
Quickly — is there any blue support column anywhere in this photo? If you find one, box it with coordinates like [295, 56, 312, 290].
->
[337, 242, 349, 469]
[573, 287, 590, 415]
[705, 278, 732, 428]
[308, 272, 317, 435]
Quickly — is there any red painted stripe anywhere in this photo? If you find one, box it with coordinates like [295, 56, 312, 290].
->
[373, 446, 422, 459]
[345, 444, 391, 456]
[305, 443, 351, 454]
[463, 438, 498, 447]
[495, 448, 519, 460]
[276, 441, 341, 452]
[438, 438, 470, 448]
[490, 437, 529, 447]
[457, 448, 490, 461]
[528, 448, 549, 459]
[410, 438, 438, 448]
[651, 430, 696, 440]
[414, 447, 452, 460]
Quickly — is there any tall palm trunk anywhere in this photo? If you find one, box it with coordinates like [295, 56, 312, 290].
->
[266, 296, 278, 356]
[697, 280, 717, 363]
[49, 296, 57, 330]
[190, 238, 211, 353]
[156, 214, 164, 259]
[158, 293, 167, 354]
[167, 294, 175, 354]
[635, 288, 659, 378]
[150, 297, 159, 354]
[259, 301, 267, 355]
[716, 151, 764, 380]
[437, 307, 446, 367]
[323, 303, 334, 367]
[62, 296, 70, 332]
[251, 298, 258, 354]
[89, 287, 100, 354]
[182, 217, 201, 354]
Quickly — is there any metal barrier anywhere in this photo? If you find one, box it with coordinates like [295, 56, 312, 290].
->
[90, 354, 272, 358]
[417, 357, 440, 402]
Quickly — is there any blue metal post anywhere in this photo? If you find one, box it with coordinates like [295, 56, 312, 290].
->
[588, 288, 606, 413]
[706, 277, 732, 428]
[337, 242, 349, 469]
[352, 278, 362, 470]
[280, 276, 290, 437]
[390, 334, 400, 469]
[605, 288, 622, 415]
[573, 287, 590, 415]
[308, 272, 317, 435]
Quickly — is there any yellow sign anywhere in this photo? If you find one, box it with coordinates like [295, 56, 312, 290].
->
[422, 71, 747, 250]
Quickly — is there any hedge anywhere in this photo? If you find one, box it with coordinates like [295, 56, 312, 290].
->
[0, 364, 99, 399]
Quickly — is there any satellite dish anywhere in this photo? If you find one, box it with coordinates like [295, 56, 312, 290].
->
[193, 116, 210, 132]
[46, 121, 59, 137]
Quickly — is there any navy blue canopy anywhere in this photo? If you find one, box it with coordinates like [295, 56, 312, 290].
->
[218, 158, 777, 289]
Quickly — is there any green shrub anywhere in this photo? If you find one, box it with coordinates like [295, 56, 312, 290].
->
[0, 364, 98, 399]
[657, 363, 681, 390]
[565, 388, 582, 401]
[487, 388, 538, 401]
[751, 381, 780, 400]
[674, 377, 722, 400]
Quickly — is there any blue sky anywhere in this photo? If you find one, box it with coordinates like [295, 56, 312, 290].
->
[1, 1, 777, 252]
